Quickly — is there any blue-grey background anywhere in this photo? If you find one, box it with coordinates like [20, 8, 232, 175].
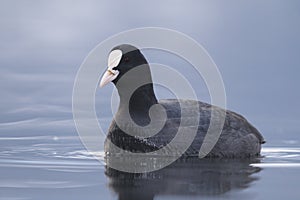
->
[1, 1, 300, 200]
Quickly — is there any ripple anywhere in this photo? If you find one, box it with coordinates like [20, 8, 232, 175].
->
[250, 163, 300, 168]
[0, 180, 95, 189]
[0, 148, 105, 173]
[262, 147, 300, 153]
[256, 147, 300, 168]
[2, 144, 300, 170]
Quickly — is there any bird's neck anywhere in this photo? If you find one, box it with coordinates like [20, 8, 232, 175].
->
[116, 83, 158, 126]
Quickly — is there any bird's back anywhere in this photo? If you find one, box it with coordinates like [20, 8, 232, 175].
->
[158, 99, 265, 157]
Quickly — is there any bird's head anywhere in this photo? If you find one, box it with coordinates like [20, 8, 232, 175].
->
[99, 44, 149, 88]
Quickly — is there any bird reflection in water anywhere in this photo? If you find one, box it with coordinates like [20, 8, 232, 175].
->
[105, 156, 261, 200]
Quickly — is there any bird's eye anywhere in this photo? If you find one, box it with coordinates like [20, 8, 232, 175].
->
[124, 57, 130, 62]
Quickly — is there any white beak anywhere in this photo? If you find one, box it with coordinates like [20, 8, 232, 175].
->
[99, 69, 119, 88]
[100, 49, 122, 88]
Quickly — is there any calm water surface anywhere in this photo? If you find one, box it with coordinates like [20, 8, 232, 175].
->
[0, 135, 299, 200]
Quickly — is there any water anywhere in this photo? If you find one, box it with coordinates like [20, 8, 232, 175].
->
[0, 135, 299, 200]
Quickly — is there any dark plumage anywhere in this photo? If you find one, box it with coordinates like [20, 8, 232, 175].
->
[101, 44, 265, 158]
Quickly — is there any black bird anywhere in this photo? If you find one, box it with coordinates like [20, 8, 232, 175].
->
[100, 44, 265, 158]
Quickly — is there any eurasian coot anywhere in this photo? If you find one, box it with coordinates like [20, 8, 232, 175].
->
[100, 44, 265, 158]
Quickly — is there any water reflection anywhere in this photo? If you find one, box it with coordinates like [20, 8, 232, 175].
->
[105, 157, 261, 200]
